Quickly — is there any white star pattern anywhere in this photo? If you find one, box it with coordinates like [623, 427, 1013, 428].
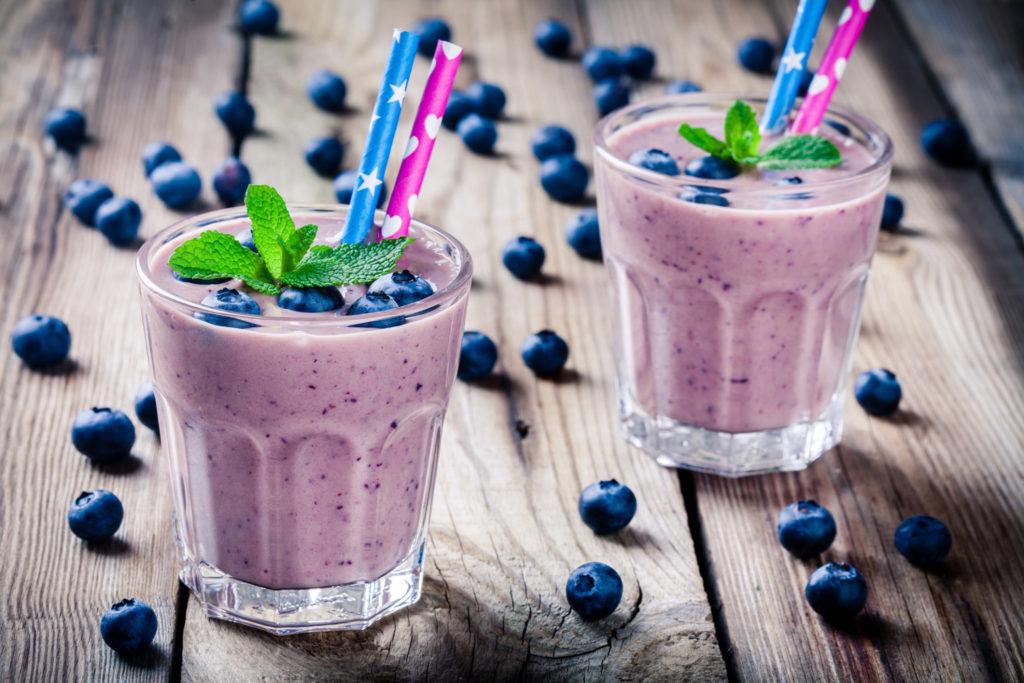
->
[388, 80, 408, 106]
[357, 167, 383, 194]
[780, 47, 806, 73]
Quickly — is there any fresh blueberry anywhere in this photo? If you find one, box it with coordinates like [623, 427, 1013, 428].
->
[212, 157, 251, 205]
[411, 17, 451, 57]
[303, 136, 344, 177]
[11, 314, 71, 368]
[521, 329, 569, 375]
[465, 81, 506, 119]
[777, 500, 837, 558]
[100, 598, 158, 655]
[151, 161, 201, 209]
[502, 236, 545, 280]
[565, 208, 601, 259]
[345, 292, 403, 328]
[920, 119, 973, 167]
[578, 480, 637, 534]
[685, 155, 740, 180]
[333, 170, 387, 207]
[239, 0, 279, 35]
[368, 270, 434, 306]
[458, 331, 498, 381]
[797, 68, 815, 97]
[134, 382, 159, 434]
[533, 18, 571, 57]
[141, 141, 181, 177]
[305, 69, 347, 113]
[531, 125, 576, 161]
[539, 154, 588, 202]
[854, 368, 902, 416]
[214, 92, 255, 139]
[44, 108, 86, 151]
[620, 44, 656, 79]
[566, 562, 623, 620]
[825, 119, 852, 137]
[67, 490, 123, 541]
[880, 193, 904, 232]
[684, 192, 730, 207]
[737, 37, 776, 74]
[456, 113, 497, 154]
[805, 562, 868, 620]
[71, 407, 135, 464]
[894, 515, 952, 565]
[278, 286, 345, 313]
[196, 288, 261, 329]
[64, 179, 113, 226]
[442, 91, 474, 130]
[95, 197, 142, 246]
[628, 148, 679, 176]
[665, 79, 701, 95]
[236, 228, 257, 252]
[581, 46, 622, 82]
[594, 78, 629, 116]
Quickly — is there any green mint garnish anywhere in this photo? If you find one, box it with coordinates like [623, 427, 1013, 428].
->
[678, 100, 841, 171]
[168, 185, 413, 295]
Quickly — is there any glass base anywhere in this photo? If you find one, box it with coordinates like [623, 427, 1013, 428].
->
[619, 390, 844, 477]
[178, 542, 425, 635]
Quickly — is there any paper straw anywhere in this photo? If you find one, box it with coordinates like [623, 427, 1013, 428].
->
[381, 41, 463, 239]
[338, 29, 419, 244]
[789, 0, 875, 135]
[760, 0, 828, 132]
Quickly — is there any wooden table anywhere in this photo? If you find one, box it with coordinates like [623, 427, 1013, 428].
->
[2, 0, 1022, 680]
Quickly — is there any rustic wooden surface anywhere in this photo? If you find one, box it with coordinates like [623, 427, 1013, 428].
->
[1, 0, 1023, 681]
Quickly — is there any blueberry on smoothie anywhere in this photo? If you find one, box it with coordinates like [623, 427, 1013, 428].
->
[665, 79, 701, 95]
[44, 107, 86, 152]
[151, 161, 201, 209]
[334, 170, 387, 206]
[465, 81, 506, 119]
[100, 598, 158, 655]
[457, 114, 497, 155]
[67, 490, 123, 541]
[578, 480, 637, 534]
[534, 18, 571, 57]
[173, 272, 231, 285]
[777, 500, 837, 558]
[212, 157, 251, 205]
[565, 208, 601, 259]
[920, 119, 973, 167]
[346, 292, 404, 328]
[95, 197, 142, 246]
[685, 155, 740, 180]
[71, 407, 135, 464]
[502, 236, 545, 280]
[737, 37, 776, 74]
[774, 176, 803, 186]
[368, 270, 434, 306]
[593, 78, 629, 116]
[134, 381, 159, 434]
[239, 0, 279, 35]
[894, 515, 952, 565]
[880, 193, 904, 232]
[566, 562, 623, 620]
[521, 330, 569, 376]
[196, 288, 261, 329]
[303, 136, 344, 177]
[581, 46, 622, 82]
[442, 91, 474, 130]
[141, 141, 181, 177]
[305, 69, 347, 113]
[236, 228, 257, 252]
[411, 17, 451, 57]
[214, 92, 255, 139]
[805, 562, 867, 620]
[854, 368, 902, 416]
[629, 148, 679, 176]
[458, 331, 498, 381]
[620, 44, 656, 79]
[278, 286, 345, 313]
[531, 125, 576, 161]
[540, 154, 588, 202]
[64, 179, 113, 226]
[11, 314, 71, 368]
[825, 119, 851, 137]
[683, 192, 730, 207]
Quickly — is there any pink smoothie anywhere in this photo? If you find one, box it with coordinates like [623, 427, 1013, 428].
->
[139, 213, 469, 590]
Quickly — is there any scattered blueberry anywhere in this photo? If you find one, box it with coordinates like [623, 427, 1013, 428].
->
[531, 125, 575, 161]
[920, 119, 972, 167]
[303, 136, 344, 177]
[458, 331, 498, 381]
[501, 236, 545, 280]
[684, 192, 730, 207]
[95, 197, 142, 246]
[565, 208, 601, 259]
[71, 407, 135, 465]
[581, 46, 622, 82]
[805, 562, 868, 620]
[100, 598, 158, 655]
[333, 170, 387, 206]
[825, 119, 851, 137]
[620, 44, 656, 79]
[593, 78, 629, 116]
[212, 156, 251, 205]
[665, 79, 701, 95]
[140, 141, 182, 177]
[239, 0, 279, 35]
[465, 81, 506, 119]
[565, 562, 623, 620]
[456, 113, 497, 154]
[880, 193, 904, 232]
[777, 500, 837, 558]
[305, 69, 347, 113]
[236, 228, 257, 252]
[534, 18, 571, 57]
[64, 179, 113, 226]
[196, 288, 261, 329]
[67, 490, 123, 541]
[150, 161, 201, 209]
[368, 270, 434, 306]
[521, 330, 569, 375]
[411, 17, 451, 57]
[894, 515, 952, 565]
[737, 37, 776, 74]
[11, 314, 71, 368]
[539, 154, 588, 202]
[854, 368, 902, 416]
[214, 92, 255, 139]
[44, 108, 86, 151]
[628, 148, 679, 176]
[442, 91, 474, 131]
[345, 292, 403, 328]
[685, 155, 740, 180]
[797, 68, 815, 97]
[134, 382, 159, 434]
[578, 480, 637, 534]
[278, 286, 345, 313]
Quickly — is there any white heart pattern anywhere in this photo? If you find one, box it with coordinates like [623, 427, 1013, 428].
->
[424, 114, 442, 140]
[404, 136, 419, 159]
[808, 74, 830, 96]
[838, 6, 853, 25]
[407, 194, 418, 217]
[859, 0, 875, 10]
[834, 58, 847, 80]
[381, 214, 404, 238]
[441, 42, 462, 60]
[428, 57, 437, 77]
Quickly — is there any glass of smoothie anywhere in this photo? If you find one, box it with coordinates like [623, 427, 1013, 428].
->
[136, 205, 472, 633]
[594, 94, 893, 476]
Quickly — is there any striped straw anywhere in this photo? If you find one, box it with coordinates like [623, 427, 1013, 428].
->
[381, 41, 463, 239]
[790, 0, 875, 135]
[760, 0, 828, 132]
[338, 29, 419, 244]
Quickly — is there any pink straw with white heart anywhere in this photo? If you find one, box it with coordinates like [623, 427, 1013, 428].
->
[789, 0, 874, 134]
[381, 40, 463, 239]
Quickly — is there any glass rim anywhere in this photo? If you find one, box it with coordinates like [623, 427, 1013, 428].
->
[136, 204, 473, 331]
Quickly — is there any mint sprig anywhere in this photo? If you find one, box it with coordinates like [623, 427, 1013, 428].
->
[168, 185, 413, 295]
[678, 100, 841, 170]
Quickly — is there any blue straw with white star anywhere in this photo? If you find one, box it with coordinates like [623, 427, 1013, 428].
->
[760, 0, 828, 133]
[340, 29, 419, 244]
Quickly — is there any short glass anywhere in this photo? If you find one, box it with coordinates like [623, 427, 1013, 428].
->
[136, 205, 472, 633]
[594, 94, 893, 476]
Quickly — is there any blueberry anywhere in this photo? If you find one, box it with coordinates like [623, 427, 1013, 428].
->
[458, 331, 498, 381]
[628, 148, 679, 176]
[825, 120, 851, 137]
[64, 179, 113, 226]
[539, 154, 588, 202]
[71, 407, 135, 464]
[797, 68, 815, 97]
[853, 368, 902, 416]
[67, 490, 123, 541]
[303, 136, 344, 177]
[236, 228, 257, 252]
[774, 176, 803, 186]
[456, 113, 497, 154]
[620, 44, 656, 79]
[465, 81, 506, 119]
[665, 79, 701, 95]
[581, 46, 622, 82]
[345, 292, 403, 328]
[334, 170, 387, 207]
[134, 381, 159, 434]
[684, 192, 730, 207]
[305, 69, 347, 113]
[278, 286, 345, 313]
[195, 288, 261, 329]
[44, 108, 86, 151]
[151, 161, 201, 209]
[894, 515, 952, 565]
[141, 141, 181, 177]
[95, 197, 142, 246]
[565, 208, 601, 259]
[212, 157, 251, 205]
[880, 193, 904, 232]
[685, 155, 740, 180]
[533, 18, 571, 57]
[521, 329, 569, 375]
[239, 0, 279, 35]
[777, 500, 837, 558]
[531, 125, 575, 161]
[100, 598, 158, 655]
[173, 272, 230, 285]
[501, 236, 545, 280]
[805, 562, 867, 620]
[442, 92, 474, 131]
[11, 314, 71, 368]
[593, 78, 629, 116]
[737, 37, 776, 74]
[214, 92, 255, 139]
[578, 480, 637, 534]
[411, 17, 451, 57]
[920, 119, 973, 167]
[565, 562, 623, 620]
[368, 270, 434, 306]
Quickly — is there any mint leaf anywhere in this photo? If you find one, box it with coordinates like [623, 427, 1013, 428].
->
[244, 185, 308, 278]
[678, 123, 727, 158]
[757, 135, 842, 170]
[168, 230, 280, 294]
[724, 100, 761, 163]
[279, 238, 415, 288]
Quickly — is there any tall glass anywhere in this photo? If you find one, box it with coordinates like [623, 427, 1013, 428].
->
[594, 95, 893, 476]
[136, 206, 472, 633]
